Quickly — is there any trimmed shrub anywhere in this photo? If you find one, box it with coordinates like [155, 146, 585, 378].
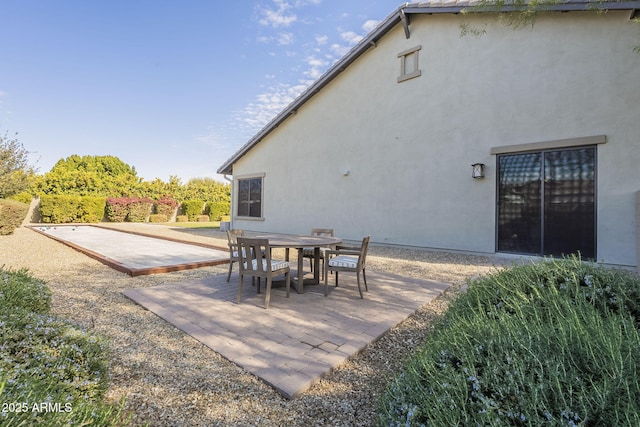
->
[78, 196, 106, 223]
[154, 196, 179, 218]
[205, 201, 230, 221]
[196, 214, 209, 222]
[40, 195, 105, 224]
[377, 256, 640, 426]
[106, 197, 152, 222]
[175, 215, 188, 222]
[105, 197, 129, 222]
[126, 197, 152, 222]
[149, 214, 168, 223]
[40, 194, 77, 223]
[182, 199, 205, 221]
[0, 199, 29, 235]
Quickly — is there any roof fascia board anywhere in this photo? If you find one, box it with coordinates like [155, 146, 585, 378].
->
[402, 1, 640, 15]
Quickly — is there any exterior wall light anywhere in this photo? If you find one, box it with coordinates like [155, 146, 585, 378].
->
[471, 163, 485, 179]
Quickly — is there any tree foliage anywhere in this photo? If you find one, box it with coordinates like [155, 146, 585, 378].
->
[33, 155, 141, 197]
[28, 154, 230, 204]
[182, 177, 230, 203]
[0, 131, 34, 199]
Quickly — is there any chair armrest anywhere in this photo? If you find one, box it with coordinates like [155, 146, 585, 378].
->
[336, 245, 361, 251]
[325, 249, 360, 257]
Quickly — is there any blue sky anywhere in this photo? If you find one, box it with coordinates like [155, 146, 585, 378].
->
[0, 0, 400, 183]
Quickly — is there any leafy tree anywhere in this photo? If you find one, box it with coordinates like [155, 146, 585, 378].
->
[183, 177, 230, 203]
[34, 155, 141, 196]
[0, 131, 34, 198]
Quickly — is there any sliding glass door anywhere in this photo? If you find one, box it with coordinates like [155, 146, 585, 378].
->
[497, 147, 596, 258]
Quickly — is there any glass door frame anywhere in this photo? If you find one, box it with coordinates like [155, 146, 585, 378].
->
[495, 145, 597, 258]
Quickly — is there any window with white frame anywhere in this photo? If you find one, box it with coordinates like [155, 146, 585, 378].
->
[236, 175, 263, 218]
[397, 45, 422, 83]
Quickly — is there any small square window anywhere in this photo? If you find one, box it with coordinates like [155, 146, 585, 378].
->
[398, 45, 422, 83]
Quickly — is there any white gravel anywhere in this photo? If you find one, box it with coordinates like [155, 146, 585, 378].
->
[1, 223, 501, 426]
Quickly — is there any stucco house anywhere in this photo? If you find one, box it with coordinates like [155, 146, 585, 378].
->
[218, 0, 640, 270]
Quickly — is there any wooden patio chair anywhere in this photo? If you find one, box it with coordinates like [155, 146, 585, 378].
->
[237, 237, 290, 309]
[226, 229, 244, 282]
[302, 228, 335, 279]
[324, 235, 370, 298]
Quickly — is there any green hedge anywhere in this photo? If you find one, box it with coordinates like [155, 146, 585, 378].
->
[182, 199, 205, 221]
[377, 256, 640, 426]
[40, 195, 106, 224]
[205, 201, 230, 221]
[149, 213, 168, 223]
[0, 199, 29, 235]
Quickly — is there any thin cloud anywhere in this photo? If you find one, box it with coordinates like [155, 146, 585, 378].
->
[239, 82, 309, 132]
[340, 30, 363, 45]
[258, 0, 297, 28]
[238, 3, 380, 137]
[277, 32, 295, 45]
[362, 19, 380, 33]
[315, 34, 328, 45]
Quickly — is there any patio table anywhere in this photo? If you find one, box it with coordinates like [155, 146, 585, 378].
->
[253, 233, 342, 293]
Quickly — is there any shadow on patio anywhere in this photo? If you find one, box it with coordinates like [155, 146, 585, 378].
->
[123, 267, 449, 399]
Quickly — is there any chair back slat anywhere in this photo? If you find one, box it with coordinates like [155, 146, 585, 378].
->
[227, 229, 243, 249]
[237, 237, 271, 274]
[359, 235, 371, 267]
[311, 228, 334, 237]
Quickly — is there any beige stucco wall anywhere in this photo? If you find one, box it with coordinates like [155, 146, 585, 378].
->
[231, 10, 640, 268]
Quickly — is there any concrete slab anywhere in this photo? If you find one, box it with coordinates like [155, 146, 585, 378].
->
[123, 268, 450, 399]
[29, 225, 229, 276]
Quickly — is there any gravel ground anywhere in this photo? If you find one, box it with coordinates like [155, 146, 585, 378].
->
[1, 223, 503, 426]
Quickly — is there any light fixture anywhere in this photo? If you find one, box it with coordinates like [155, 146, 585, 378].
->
[471, 163, 485, 179]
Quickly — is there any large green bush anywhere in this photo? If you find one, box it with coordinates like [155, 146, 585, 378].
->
[40, 195, 105, 223]
[182, 199, 205, 221]
[0, 267, 130, 426]
[205, 200, 230, 221]
[0, 199, 29, 235]
[377, 257, 640, 426]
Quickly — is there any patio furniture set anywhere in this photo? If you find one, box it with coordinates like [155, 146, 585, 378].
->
[226, 228, 371, 309]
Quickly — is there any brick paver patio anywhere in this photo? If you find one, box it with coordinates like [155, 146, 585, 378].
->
[123, 268, 449, 398]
